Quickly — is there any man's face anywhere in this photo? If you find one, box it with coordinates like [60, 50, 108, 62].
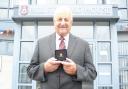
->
[54, 10, 72, 36]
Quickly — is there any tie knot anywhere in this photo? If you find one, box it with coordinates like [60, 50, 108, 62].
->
[59, 36, 65, 40]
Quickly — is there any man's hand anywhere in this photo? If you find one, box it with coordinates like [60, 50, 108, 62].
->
[44, 57, 61, 73]
[61, 58, 77, 75]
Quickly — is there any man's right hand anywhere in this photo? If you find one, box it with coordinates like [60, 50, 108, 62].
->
[44, 57, 61, 73]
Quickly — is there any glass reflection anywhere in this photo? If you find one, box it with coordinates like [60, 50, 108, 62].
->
[20, 42, 33, 61]
[37, 0, 57, 5]
[96, 22, 110, 41]
[118, 42, 128, 56]
[98, 42, 111, 62]
[98, 64, 112, 85]
[58, 0, 76, 4]
[119, 70, 128, 84]
[118, 9, 128, 20]
[71, 22, 93, 39]
[0, 0, 9, 7]
[98, 86, 112, 89]
[0, 9, 8, 19]
[118, 42, 128, 89]
[18, 86, 32, 89]
[105, 0, 118, 4]
[78, 0, 97, 4]
[38, 22, 54, 39]
[117, 0, 127, 8]
[0, 41, 13, 55]
[21, 22, 35, 41]
[19, 64, 32, 83]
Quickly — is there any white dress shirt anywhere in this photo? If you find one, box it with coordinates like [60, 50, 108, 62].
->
[56, 33, 69, 50]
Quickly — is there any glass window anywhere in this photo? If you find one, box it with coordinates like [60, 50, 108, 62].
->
[0, 41, 13, 55]
[7, 41, 13, 55]
[9, 9, 14, 19]
[21, 22, 35, 41]
[78, 0, 97, 4]
[19, 64, 32, 83]
[95, 22, 110, 41]
[18, 86, 32, 89]
[98, 0, 125, 5]
[9, 0, 14, 7]
[18, 0, 32, 5]
[118, 32, 128, 41]
[98, 86, 112, 89]
[0, 0, 9, 7]
[36, 81, 41, 89]
[20, 42, 34, 61]
[118, 42, 128, 56]
[97, 0, 106, 4]
[37, 0, 57, 5]
[0, 22, 14, 40]
[117, 0, 127, 8]
[118, 42, 128, 89]
[105, 0, 118, 4]
[58, 0, 76, 4]
[119, 70, 128, 86]
[120, 85, 128, 89]
[0, 41, 7, 55]
[28, 0, 32, 4]
[98, 42, 111, 62]
[38, 22, 54, 39]
[13, 0, 19, 6]
[118, 9, 128, 20]
[0, 28, 14, 40]
[71, 22, 93, 40]
[0, 9, 8, 19]
[98, 64, 112, 85]
[116, 22, 128, 31]
[119, 56, 128, 68]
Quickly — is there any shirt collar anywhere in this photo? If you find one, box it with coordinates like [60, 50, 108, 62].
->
[56, 33, 69, 41]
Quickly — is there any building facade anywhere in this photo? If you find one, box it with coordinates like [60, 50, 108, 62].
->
[0, 0, 128, 89]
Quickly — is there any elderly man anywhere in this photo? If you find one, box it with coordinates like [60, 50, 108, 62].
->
[27, 6, 97, 89]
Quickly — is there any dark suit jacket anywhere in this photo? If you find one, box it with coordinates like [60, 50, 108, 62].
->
[27, 33, 97, 89]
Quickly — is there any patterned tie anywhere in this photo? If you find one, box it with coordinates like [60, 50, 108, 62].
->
[59, 36, 65, 49]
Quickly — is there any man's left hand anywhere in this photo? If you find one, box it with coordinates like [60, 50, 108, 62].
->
[61, 58, 77, 75]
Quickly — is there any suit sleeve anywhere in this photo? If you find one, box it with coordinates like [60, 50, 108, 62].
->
[73, 43, 97, 82]
[27, 40, 47, 82]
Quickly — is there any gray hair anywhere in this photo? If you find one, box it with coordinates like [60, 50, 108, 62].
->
[53, 6, 73, 21]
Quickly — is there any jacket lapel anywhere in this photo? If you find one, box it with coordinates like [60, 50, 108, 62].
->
[67, 34, 77, 58]
[49, 33, 56, 57]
